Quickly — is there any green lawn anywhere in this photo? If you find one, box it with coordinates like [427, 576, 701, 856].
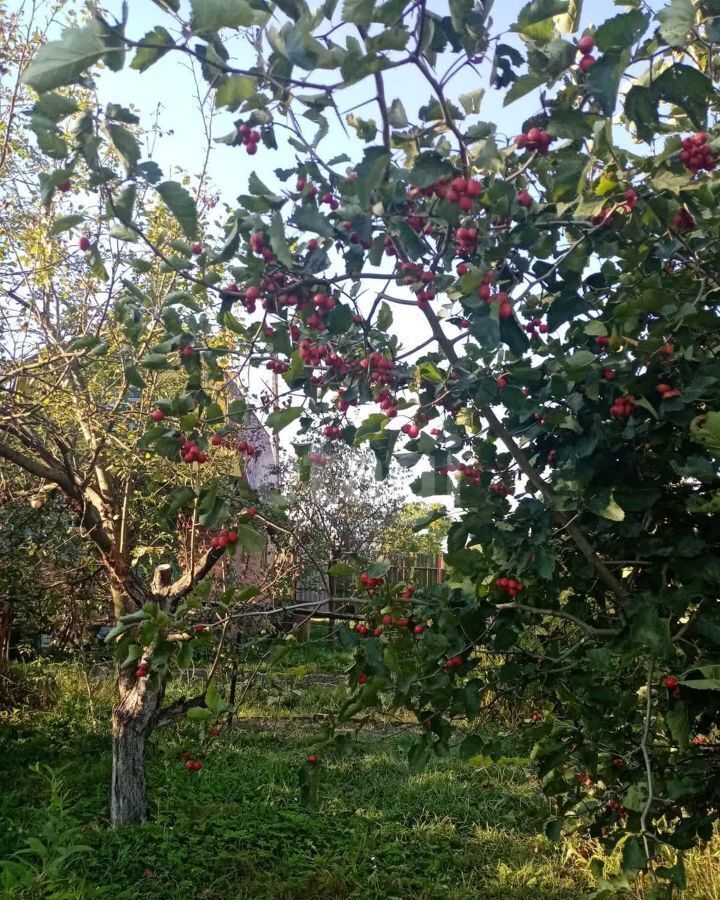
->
[0, 641, 718, 899]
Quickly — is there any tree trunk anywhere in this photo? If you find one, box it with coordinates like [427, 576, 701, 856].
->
[110, 670, 163, 826]
[0, 601, 12, 667]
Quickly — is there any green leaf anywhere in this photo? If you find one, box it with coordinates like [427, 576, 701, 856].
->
[355, 413, 389, 443]
[658, 0, 695, 47]
[408, 151, 455, 188]
[554, 0, 581, 33]
[594, 10, 648, 52]
[156, 181, 198, 239]
[215, 75, 257, 110]
[666, 706, 690, 750]
[21, 23, 107, 93]
[266, 407, 303, 432]
[191, 0, 264, 31]
[130, 26, 174, 72]
[377, 301, 393, 331]
[599, 495, 625, 522]
[235, 524, 266, 554]
[650, 64, 713, 130]
[105, 123, 141, 173]
[123, 363, 146, 389]
[328, 562, 354, 577]
[187, 707, 214, 722]
[459, 89, 484, 115]
[514, 0, 568, 30]
[388, 98, 408, 127]
[622, 836, 647, 875]
[269, 212, 293, 268]
[343, 0, 377, 25]
[585, 50, 629, 117]
[624, 85, 658, 143]
[49, 214, 84, 235]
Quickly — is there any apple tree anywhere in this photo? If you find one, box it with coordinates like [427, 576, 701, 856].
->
[12, 0, 720, 891]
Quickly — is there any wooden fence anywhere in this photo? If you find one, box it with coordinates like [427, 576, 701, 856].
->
[294, 554, 444, 611]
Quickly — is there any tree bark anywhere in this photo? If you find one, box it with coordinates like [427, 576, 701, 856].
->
[110, 669, 163, 826]
[0, 601, 12, 667]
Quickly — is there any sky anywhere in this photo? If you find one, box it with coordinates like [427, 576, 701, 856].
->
[6, 0, 663, 499]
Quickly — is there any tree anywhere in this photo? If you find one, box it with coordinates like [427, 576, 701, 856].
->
[286, 444, 406, 583]
[11, 0, 720, 890]
[379, 502, 449, 558]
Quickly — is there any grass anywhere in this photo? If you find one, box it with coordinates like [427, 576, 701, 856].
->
[0, 634, 718, 899]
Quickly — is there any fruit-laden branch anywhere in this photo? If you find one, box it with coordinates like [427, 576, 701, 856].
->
[418, 304, 629, 602]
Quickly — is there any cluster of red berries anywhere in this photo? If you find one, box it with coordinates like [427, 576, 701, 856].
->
[237, 123, 261, 155]
[370, 389, 396, 418]
[401, 423, 420, 438]
[320, 191, 340, 211]
[656, 383, 681, 400]
[673, 208, 695, 233]
[308, 451, 328, 465]
[525, 317, 549, 338]
[360, 572, 385, 590]
[182, 750, 203, 772]
[409, 177, 482, 211]
[491, 482, 510, 497]
[606, 799, 628, 816]
[576, 770, 593, 787]
[266, 359, 290, 374]
[680, 132, 715, 174]
[237, 439, 260, 458]
[576, 34, 596, 73]
[515, 127, 553, 155]
[135, 660, 149, 679]
[323, 424, 343, 441]
[210, 529, 238, 550]
[299, 340, 328, 367]
[610, 395, 636, 419]
[495, 577, 524, 596]
[180, 439, 208, 465]
[362, 351, 396, 385]
[477, 279, 513, 318]
[437, 462, 481, 483]
[455, 225, 478, 255]
[442, 655, 463, 672]
[296, 178, 319, 199]
[249, 231, 273, 261]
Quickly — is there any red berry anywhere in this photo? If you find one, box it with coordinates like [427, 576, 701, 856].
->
[517, 189, 533, 209]
[596, 336, 610, 347]
[78, 236, 90, 252]
[307, 754, 318, 764]
[381, 614, 393, 626]
[191, 243, 203, 255]
[245, 507, 256, 518]
[358, 672, 368, 684]
[57, 179, 72, 193]
[150, 409, 165, 422]
[664, 676, 679, 689]
[577, 35, 595, 55]
[579, 55, 596, 73]
[192, 760, 202, 771]
[210, 726, 220, 736]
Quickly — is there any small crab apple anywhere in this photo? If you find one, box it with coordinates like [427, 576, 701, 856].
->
[191, 243, 203, 255]
[579, 55, 596, 73]
[577, 35, 594, 55]
[150, 409, 165, 422]
[307, 754, 318, 764]
[517, 189, 533, 209]
[78, 236, 90, 252]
